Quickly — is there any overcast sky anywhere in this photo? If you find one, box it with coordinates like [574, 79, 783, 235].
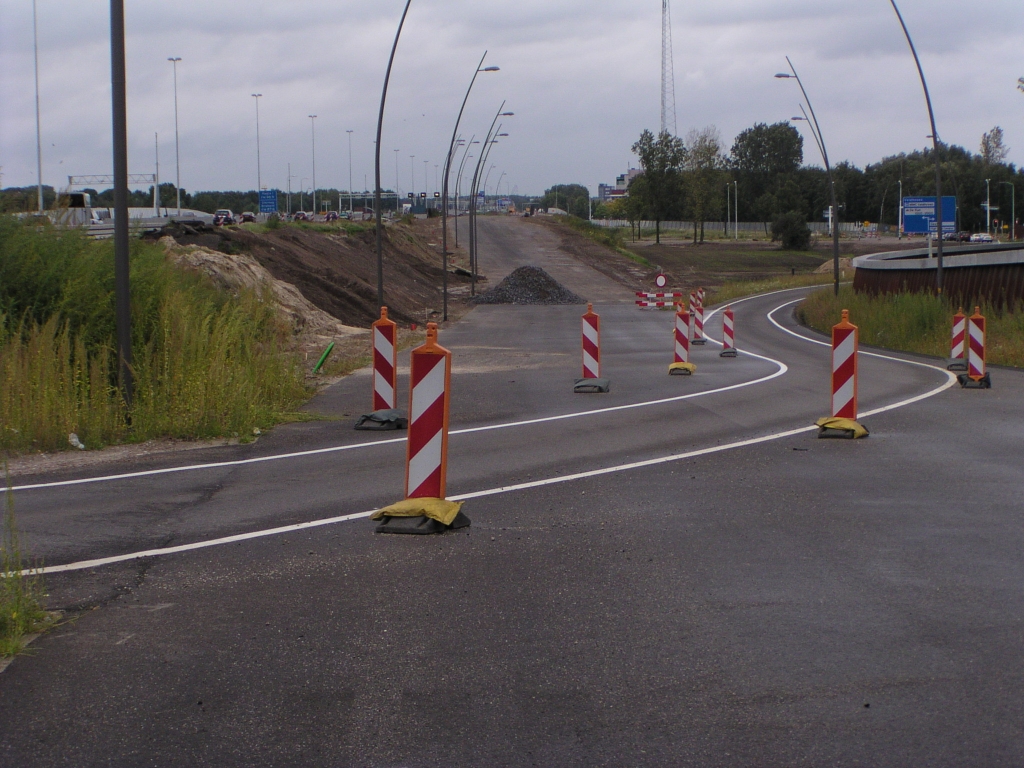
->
[1, 1, 1022, 199]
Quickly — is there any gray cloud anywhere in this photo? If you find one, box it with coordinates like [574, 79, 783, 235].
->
[1, 0, 1022, 198]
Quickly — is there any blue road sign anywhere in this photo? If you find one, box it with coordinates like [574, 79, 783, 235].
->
[903, 196, 956, 235]
[259, 190, 278, 214]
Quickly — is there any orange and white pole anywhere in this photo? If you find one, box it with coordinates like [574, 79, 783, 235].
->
[720, 306, 737, 357]
[692, 290, 705, 345]
[967, 307, 986, 383]
[371, 306, 398, 411]
[581, 303, 601, 379]
[831, 310, 858, 419]
[950, 307, 966, 362]
[405, 323, 452, 500]
[674, 305, 690, 364]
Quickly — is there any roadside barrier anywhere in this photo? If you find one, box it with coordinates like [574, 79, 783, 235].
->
[720, 306, 737, 357]
[575, 303, 610, 392]
[355, 307, 408, 431]
[692, 291, 706, 345]
[948, 308, 967, 371]
[669, 305, 696, 375]
[373, 323, 470, 534]
[372, 307, 397, 410]
[816, 309, 868, 438]
[636, 291, 684, 309]
[959, 307, 992, 388]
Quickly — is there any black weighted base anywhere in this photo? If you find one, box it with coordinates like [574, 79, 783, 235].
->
[946, 358, 968, 372]
[374, 511, 472, 535]
[720, 349, 737, 358]
[354, 409, 408, 431]
[574, 378, 611, 393]
[958, 372, 992, 389]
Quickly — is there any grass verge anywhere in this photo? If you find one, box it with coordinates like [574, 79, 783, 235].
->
[553, 216, 654, 267]
[0, 216, 311, 454]
[797, 287, 1024, 367]
[707, 273, 836, 307]
[1, 471, 51, 658]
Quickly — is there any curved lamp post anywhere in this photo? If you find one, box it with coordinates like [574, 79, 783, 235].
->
[309, 114, 317, 217]
[776, 58, 840, 296]
[168, 57, 182, 216]
[454, 137, 478, 248]
[441, 53, 500, 320]
[469, 106, 513, 294]
[374, 0, 413, 311]
[888, 0, 945, 292]
[252, 94, 263, 192]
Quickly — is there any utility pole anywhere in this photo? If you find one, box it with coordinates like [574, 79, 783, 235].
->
[110, 0, 133, 407]
[33, 0, 44, 213]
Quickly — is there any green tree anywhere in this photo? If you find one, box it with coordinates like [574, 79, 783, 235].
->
[980, 127, 1009, 165]
[730, 122, 803, 203]
[540, 184, 590, 219]
[682, 126, 726, 244]
[630, 129, 686, 243]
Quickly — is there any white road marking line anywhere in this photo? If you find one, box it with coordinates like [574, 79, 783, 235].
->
[21, 297, 957, 577]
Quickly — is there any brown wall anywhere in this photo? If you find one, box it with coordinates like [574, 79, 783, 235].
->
[853, 262, 1024, 309]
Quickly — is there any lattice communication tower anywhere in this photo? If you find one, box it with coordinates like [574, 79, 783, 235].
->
[661, 0, 677, 136]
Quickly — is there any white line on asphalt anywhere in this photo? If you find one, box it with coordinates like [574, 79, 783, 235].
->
[3, 346, 789, 495]
[23, 297, 957, 577]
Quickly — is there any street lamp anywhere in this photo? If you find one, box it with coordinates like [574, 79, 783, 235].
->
[309, 114, 317, 218]
[888, 0, 945, 292]
[985, 178, 991, 235]
[1000, 181, 1015, 242]
[111, 0, 133, 406]
[470, 106, 513, 293]
[346, 129, 354, 213]
[33, 0, 44, 213]
[253, 94, 263, 193]
[441, 52, 501, 320]
[776, 59, 840, 296]
[410, 154, 416, 202]
[300, 177, 309, 213]
[374, 0, 413, 310]
[454, 138, 478, 247]
[168, 57, 182, 216]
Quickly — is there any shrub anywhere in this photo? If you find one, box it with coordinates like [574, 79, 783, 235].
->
[771, 211, 812, 250]
[265, 213, 282, 230]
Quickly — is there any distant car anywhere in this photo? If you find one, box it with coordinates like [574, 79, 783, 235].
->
[240, 212, 257, 223]
[324, 211, 339, 222]
[293, 211, 309, 221]
[943, 231, 971, 242]
[970, 232, 994, 243]
[213, 209, 235, 225]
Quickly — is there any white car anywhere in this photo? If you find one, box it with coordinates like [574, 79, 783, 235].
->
[969, 233, 994, 243]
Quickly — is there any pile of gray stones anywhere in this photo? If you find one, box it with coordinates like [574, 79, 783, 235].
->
[470, 266, 586, 305]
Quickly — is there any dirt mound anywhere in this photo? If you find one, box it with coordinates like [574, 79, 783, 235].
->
[471, 266, 586, 305]
[814, 257, 853, 273]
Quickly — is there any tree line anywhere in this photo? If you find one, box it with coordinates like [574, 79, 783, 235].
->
[543, 122, 1023, 246]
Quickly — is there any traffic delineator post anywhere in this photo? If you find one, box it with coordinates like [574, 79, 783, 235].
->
[958, 307, 992, 389]
[720, 306, 737, 358]
[669, 303, 696, 375]
[372, 307, 397, 410]
[691, 291, 706, 345]
[947, 307, 967, 371]
[354, 307, 408, 431]
[372, 323, 469, 534]
[816, 309, 868, 439]
[575, 303, 610, 392]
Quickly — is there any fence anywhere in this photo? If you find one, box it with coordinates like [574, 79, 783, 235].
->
[591, 219, 865, 235]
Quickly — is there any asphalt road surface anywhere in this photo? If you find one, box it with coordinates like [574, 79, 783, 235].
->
[1, 217, 1021, 766]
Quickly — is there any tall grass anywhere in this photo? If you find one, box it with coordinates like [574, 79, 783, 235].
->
[707, 273, 835, 307]
[0, 216, 310, 454]
[1, 471, 48, 657]
[553, 215, 653, 267]
[798, 287, 1024, 368]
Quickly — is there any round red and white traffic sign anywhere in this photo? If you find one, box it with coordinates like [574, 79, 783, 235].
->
[655, 273, 667, 288]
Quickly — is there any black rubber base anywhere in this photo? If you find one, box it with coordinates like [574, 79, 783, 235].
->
[574, 378, 611, 393]
[958, 372, 992, 389]
[946, 359, 968, 372]
[669, 368, 692, 376]
[692, 339, 707, 346]
[374, 511, 472, 535]
[720, 349, 737, 358]
[818, 427, 859, 439]
[354, 409, 408, 431]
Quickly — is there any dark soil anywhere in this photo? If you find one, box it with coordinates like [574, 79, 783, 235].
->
[471, 266, 586, 305]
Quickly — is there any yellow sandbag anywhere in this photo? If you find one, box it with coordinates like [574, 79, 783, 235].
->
[370, 497, 464, 526]
[669, 362, 697, 375]
[815, 416, 869, 439]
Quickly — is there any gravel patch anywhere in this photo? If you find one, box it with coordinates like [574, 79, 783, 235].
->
[471, 266, 586, 305]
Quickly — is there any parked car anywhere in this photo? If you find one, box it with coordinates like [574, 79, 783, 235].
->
[970, 232, 994, 243]
[324, 211, 339, 222]
[943, 231, 972, 242]
[240, 212, 257, 223]
[293, 211, 310, 221]
[213, 209, 235, 225]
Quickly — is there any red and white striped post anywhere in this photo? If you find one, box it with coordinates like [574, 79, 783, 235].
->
[581, 303, 600, 379]
[405, 323, 452, 500]
[675, 305, 690, 364]
[967, 307, 986, 383]
[692, 291, 705, 345]
[950, 307, 966, 363]
[371, 307, 398, 411]
[720, 306, 737, 357]
[831, 310, 858, 419]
